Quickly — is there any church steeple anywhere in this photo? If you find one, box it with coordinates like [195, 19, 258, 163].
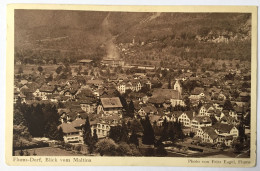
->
[174, 80, 182, 95]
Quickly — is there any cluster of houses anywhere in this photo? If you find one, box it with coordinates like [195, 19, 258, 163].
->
[14, 60, 250, 147]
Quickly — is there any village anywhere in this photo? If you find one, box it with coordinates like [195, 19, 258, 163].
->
[13, 48, 251, 157]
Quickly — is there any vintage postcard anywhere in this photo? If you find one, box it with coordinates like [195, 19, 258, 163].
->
[6, 4, 257, 167]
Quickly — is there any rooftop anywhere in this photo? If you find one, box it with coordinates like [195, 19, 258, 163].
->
[100, 97, 123, 108]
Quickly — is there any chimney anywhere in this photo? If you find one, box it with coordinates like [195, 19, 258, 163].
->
[193, 112, 196, 118]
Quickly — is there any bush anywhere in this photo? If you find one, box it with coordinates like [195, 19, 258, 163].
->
[95, 138, 118, 156]
[75, 145, 82, 153]
[13, 141, 49, 151]
[145, 148, 155, 156]
[156, 144, 167, 156]
[64, 143, 73, 151]
[117, 142, 133, 156]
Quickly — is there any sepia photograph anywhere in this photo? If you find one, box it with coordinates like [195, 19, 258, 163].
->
[5, 4, 257, 167]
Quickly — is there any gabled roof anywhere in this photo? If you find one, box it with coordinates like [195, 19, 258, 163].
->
[58, 123, 79, 134]
[78, 97, 96, 104]
[175, 111, 194, 120]
[193, 116, 211, 124]
[191, 87, 204, 95]
[71, 118, 86, 128]
[151, 88, 181, 100]
[140, 105, 158, 114]
[201, 127, 218, 140]
[78, 59, 93, 63]
[220, 116, 238, 124]
[58, 108, 70, 115]
[20, 80, 28, 85]
[100, 97, 123, 108]
[39, 85, 55, 92]
[86, 79, 103, 85]
[150, 115, 162, 123]
[77, 89, 95, 98]
[20, 93, 26, 98]
[212, 123, 235, 133]
[129, 92, 146, 99]
[234, 106, 243, 113]
[184, 111, 194, 120]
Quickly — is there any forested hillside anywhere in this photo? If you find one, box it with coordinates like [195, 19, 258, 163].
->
[14, 10, 251, 65]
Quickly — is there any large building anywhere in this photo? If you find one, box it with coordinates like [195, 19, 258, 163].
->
[58, 118, 85, 144]
[101, 58, 124, 67]
[97, 97, 123, 115]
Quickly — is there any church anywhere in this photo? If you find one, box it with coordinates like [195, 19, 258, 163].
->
[149, 80, 185, 107]
[171, 80, 185, 107]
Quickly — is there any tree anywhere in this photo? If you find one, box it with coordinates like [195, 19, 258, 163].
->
[37, 66, 43, 75]
[109, 122, 128, 143]
[176, 121, 185, 140]
[53, 58, 57, 64]
[93, 129, 98, 143]
[223, 99, 233, 110]
[184, 97, 191, 110]
[56, 66, 63, 75]
[116, 142, 133, 156]
[168, 122, 176, 142]
[127, 100, 135, 118]
[210, 115, 218, 125]
[95, 138, 118, 156]
[168, 77, 172, 89]
[156, 144, 167, 156]
[130, 119, 143, 133]
[121, 121, 129, 142]
[236, 63, 240, 69]
[78, 65, 82, 75]
[83, 116, 96, 154]
[109, 126, 123, 143]
[18, 66, 23, 75]
[140, 85, 150, 94]
[142, 115, 155, 145]
[222, 62, 226, 70]
[83, 116, 92, 145]
[238, 123, 246, 143]
[46, 74, 53, 82]
[129, 130, 139, 146]
[160, 118, 169, 141]
[119, 96, 128, 109]
[19, 141, 24, 156]
[244, 113, 250, 127]
[57, 127, 64, 141]
[44, 121, 61, 140]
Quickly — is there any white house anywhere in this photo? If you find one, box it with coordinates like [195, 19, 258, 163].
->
[176, 111, 194, 127]
[97, 97, 123, 115]
[191, 116, 212, 132]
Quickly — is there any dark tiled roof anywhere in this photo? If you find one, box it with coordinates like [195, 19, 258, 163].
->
[141, 105, 158, 114]
[191, 87, 204, 95]
[58, 123, 78, 134]
[152, 88, 181, 100]
[193, 116, 212, 124]
[39, 85, 55, 92]
[71, 118, 86, 128]
[201, 126, 218, 140]
[101, 97, 123, 108]
[212, 123, 234, 133]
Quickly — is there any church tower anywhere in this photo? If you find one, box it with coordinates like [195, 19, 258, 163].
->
[174, 80, 182, 95]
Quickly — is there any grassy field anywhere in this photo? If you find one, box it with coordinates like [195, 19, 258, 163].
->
[14, 64, 83, 75]
[15, 147, 86, 156]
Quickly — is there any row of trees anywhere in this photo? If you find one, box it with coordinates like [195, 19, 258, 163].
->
[81, 114, 186, 156]
[14, 102, 63, 140]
